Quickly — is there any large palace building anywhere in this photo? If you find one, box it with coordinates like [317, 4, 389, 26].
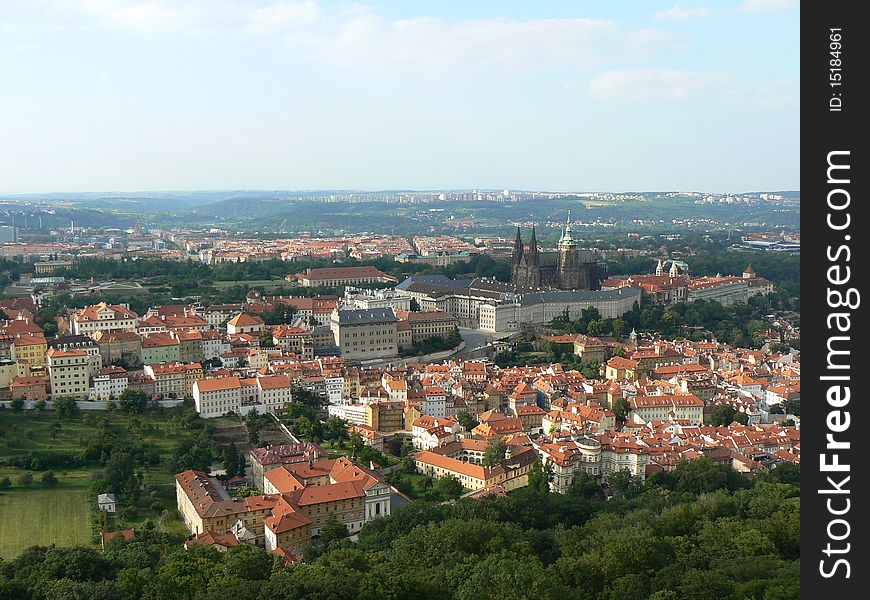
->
[510, 213, 602, 291]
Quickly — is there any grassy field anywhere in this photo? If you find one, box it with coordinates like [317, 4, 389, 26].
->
[0, 408, 203, 558]
[0, 410, 185, 486]
[0, 488, 91, 558]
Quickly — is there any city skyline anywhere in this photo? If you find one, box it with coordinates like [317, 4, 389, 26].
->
[1, 0, 799, 194]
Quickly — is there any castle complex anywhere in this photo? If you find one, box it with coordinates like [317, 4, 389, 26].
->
[510, 213, 602, 291]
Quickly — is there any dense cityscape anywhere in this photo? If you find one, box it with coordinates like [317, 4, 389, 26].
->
[0, 1, 801, 598]
[0, 197, 800, 598]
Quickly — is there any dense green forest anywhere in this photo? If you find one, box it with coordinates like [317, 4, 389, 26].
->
[0, 458, 799, 600]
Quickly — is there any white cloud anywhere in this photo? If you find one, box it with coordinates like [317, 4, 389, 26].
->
[0, 1, 682, 72]
[0, 0, 323, 36]
[282, 16, 685, 71]
[655, 2, 711, 20]
[588, 68, 726, 100]
[741, 0, 798, 12]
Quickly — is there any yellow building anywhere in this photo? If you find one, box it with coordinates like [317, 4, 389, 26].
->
[34, 260, 74, 275]
[175, 470, 278, 544]
[604, 356, 638, 382]
[10, 334, 48, 368]
[47, 347, 90, 399]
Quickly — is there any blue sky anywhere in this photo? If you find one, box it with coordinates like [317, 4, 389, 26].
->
[0, 0, 799, 194]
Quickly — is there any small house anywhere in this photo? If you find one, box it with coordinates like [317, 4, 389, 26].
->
[97, 493, 117, 513]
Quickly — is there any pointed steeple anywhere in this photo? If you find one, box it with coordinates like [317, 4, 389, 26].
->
[558, 210, 577, 247]
[511, 226, 524, 263]
[528, 226, 539, 265]
[655, 259, 664, 276]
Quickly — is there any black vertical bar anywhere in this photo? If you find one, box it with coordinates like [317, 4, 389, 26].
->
[802, 2, 866, 597]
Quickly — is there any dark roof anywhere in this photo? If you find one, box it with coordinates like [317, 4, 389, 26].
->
[518, 287, 642, 305]
[48, 335, 98, 349]
[395, 275, 473, 291]
[334, 308, 398, 325]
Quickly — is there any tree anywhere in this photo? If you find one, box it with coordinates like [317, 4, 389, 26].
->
[224, 442, 243, 478]
[244, 409, 263, 445]
[483, 438, 507, 467]
[323, 416, 349, 442]
[123, 477, 139, 511]
[526, 460, 551, 495]
[608, 470, 643, 499]
[54, 396, 81, 418]
[223, 544, 274, 582]
[41, 470, 58, 486]
[10, 397, 25, 411]
[762, 462, 800, 488]
[669, 457, 751, 495]
[169, 436, 215, 474]
[708, 405, 737, 426]
[611, 319, 629, 341]
[455, 411, 479, 432]
[0, 476, 11, 490]
[318, 514, 350, 546]
[409, 298, 421, 311]
[17, 472, 33, 486]
[259, 328, 275, 348]
[432, 475, 464, 500]
[568, 471, 600, 499]
[34, 399, 47, 411]
[292, 415, 320, 441]
[118, 390, 151, 414]
[612, 397, 631, 422]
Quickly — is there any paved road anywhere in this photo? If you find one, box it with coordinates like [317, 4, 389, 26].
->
[457, 328, 493, 354]
[455, 327, 516, 358]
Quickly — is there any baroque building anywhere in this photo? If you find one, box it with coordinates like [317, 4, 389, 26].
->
[510, 213, 602, 291]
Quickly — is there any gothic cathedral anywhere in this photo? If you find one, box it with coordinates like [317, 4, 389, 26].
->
[510, 212, 601, 291]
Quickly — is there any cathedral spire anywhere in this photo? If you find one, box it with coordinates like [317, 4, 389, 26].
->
[511, 226, 524, 263]
[528, 226, 539, 265]
[559, 210, 577, 247]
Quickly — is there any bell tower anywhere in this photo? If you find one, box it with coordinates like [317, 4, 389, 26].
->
[558, 211, 585, 289]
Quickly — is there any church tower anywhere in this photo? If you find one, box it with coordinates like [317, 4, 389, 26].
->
[558, 211, 586, 290]
[527, 226, 541, 288]
[511, 226, 524, 264]
[510, 226, 541, 289]
[656, 259, 664, 276]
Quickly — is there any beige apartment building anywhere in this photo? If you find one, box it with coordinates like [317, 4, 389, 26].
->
[71, 302, 139, 336]
[47, 347, 91, 399]
[329, 308, 398, 360]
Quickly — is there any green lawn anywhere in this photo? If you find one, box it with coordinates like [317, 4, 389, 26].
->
[0, 408, 203, 558]
[0, 488, 91, 558]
